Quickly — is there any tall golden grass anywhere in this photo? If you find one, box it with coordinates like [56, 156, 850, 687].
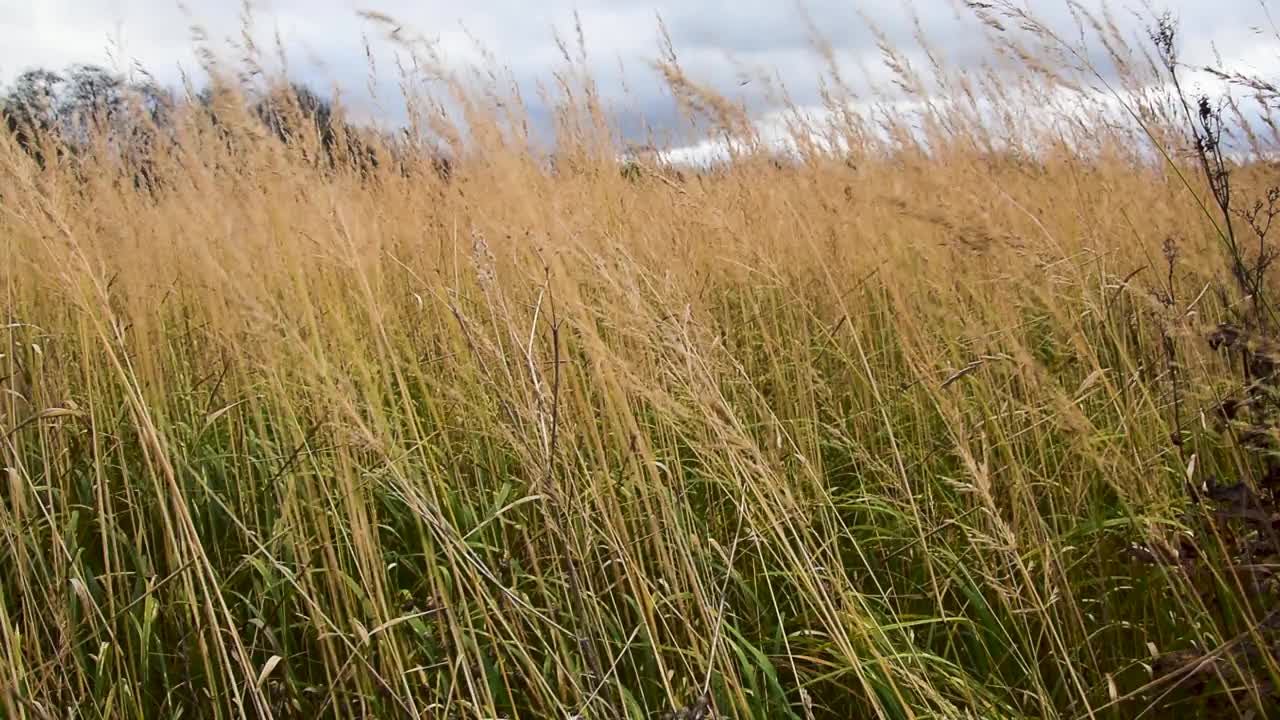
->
[2, 3, 1279, 718]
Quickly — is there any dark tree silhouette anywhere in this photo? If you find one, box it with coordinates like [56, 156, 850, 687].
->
[61, 65, 125, 120]
[2, 69, 65, 164]
[254, 83, 336, 157]
[3, 68, 453, 186]
[1, 63, 181, 193]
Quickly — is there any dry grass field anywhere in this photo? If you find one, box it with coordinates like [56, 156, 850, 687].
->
[3, 3, 1280, 718]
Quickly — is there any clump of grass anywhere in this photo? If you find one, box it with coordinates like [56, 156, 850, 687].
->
[1, 3, 1279, 719]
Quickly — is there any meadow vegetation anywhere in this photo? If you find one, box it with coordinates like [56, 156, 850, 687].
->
[3, 2, 1280, 718]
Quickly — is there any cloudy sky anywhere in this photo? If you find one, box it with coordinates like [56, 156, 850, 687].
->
[1, 0, 1275, 145]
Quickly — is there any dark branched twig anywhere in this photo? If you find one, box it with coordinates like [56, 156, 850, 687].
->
[1151, 13, 1278, 331]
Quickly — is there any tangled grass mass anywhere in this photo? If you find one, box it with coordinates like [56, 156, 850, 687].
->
[4, 2, 1280, 718]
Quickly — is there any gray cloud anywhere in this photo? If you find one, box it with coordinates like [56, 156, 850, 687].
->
[1, 0, 1274, 145]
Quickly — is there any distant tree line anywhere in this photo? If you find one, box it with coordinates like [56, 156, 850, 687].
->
[1, 64, 171, 169]
[0, 63, 453, 188]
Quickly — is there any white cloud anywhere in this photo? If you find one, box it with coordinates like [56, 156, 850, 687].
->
[0, 0, 1274, 144]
